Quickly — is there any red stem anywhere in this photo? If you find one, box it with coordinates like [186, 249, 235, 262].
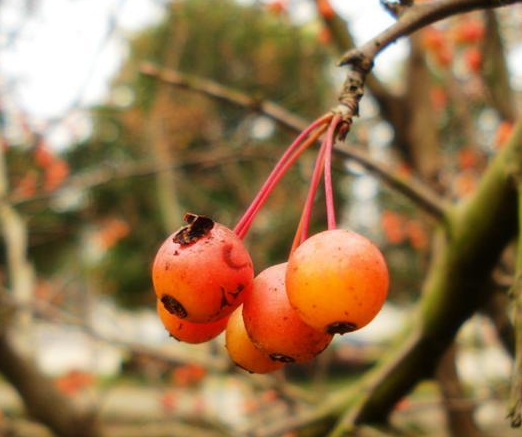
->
[236, 124, 328, 240]
[234, 114, 332, 236]
[324, 116, 340, 231]
[290, 136, 328, 254]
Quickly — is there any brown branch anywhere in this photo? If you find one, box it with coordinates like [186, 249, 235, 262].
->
[256, 115, 522, 437]
[335, 143, 448, 221]
[507, 178, 522, 427]
[339, 0, 522, 67]
[140, 62, 308, 133]
[0, 331, 105, 437]
[481, 10, 517, 121]
[141, 64, 448, 221]
[9, 150, 268, 207]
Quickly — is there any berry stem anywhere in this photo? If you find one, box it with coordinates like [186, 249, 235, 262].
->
[236, 123, 328, 240]
[290, 136, 328, 254]
[324, 116, 341, 231]
[234, 114, 332, 237]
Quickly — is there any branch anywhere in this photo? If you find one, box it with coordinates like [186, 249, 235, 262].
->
[140, 64, 448, 221]
[481, 10, 517, 121]
[507, 177, 522, 427]
[140, 62, 308, 133]
[339, 0, 522, 67]
[9, 150, 268, 207]
[0, 331, 105, 437]
[257, 116, 522, 437]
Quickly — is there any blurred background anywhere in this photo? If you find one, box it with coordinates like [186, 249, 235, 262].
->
[0, 0, 520, 436]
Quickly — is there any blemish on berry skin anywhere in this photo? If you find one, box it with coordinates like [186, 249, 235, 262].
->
[172, 213, 214, 246]
[173, 250, 179, 256]
[327, 322, 357, 335]
[269, 353, 295, 363]
[161, 295, 188, 319]
[222, 244, 248, 270]
[169, 333, 181, 342]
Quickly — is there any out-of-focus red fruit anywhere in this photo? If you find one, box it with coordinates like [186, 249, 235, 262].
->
[225, 306, 283, 374]
[34, 143, 54, 168]
[434, 46, 453, 68]
[454, 20, 484, 45]
[454, 170, 477, 198]
[430, 86, 448, 112]
[267, 0, 286, 15]
[457, 148, 480, 170]
[317, 27, 332, 45]
[421, 28, 445, 52]
[317, 0, 335, 20]
[406, 220, 428, 251]
[44, 159, 69, 192]
[465, 47, 482, 72]
[157, 300, 227, 344]
[381, 210, 406, 245]
[495, 121, 514, 150]
[243, 263, 332, 363]
[286, 230, 389, 334]
[160, 392, 177, 412]
[153, 214, 254, 323]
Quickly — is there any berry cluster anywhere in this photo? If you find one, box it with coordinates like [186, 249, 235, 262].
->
[152, 113, 389, 374]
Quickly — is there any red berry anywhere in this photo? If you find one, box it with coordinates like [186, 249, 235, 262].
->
[286, 230, 389, 334]
[152, 214, 254, 323]
[243, 263, 332, 364]
[157, 300, 228, 344]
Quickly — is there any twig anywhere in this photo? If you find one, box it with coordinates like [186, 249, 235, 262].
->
[8, 150, 268, 206]
[338, 0, 522, 67]
[141, 64, 448, 221]
[140, 62, 308, 133]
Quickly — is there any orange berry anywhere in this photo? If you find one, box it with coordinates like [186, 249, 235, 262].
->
[495, 121, 513, 149]
[317, 0, 335, 20]
[286, 230, 389, 334]
[152, 214, 253, 323]
[454, 20, 484, 45]
[157, 300, 227, 344]
[464, 47, 482, 72]
[243, 263, 332, 363]
[225, 306, 283, 374]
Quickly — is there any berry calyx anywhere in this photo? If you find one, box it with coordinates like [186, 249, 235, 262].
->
[242, 263, 332, 363]
[157, 300, 228, 344]
[286, 229, 389, 334]
[152, 213, 254, 323]
[225, 306, 284, 374]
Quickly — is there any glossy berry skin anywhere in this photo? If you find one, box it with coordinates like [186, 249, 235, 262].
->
[152, 214, 254, 323]
[157, 300, 228, 344]
[225, 306, 283, 374]
[286, 229, 389, 334]
[243, 263, 332, 364]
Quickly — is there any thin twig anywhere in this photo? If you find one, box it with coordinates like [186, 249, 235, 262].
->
[339, 0, 522, 67]
[141, 64, 448, 221]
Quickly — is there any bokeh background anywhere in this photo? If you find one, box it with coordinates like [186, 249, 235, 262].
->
[0, 1, 521, 436]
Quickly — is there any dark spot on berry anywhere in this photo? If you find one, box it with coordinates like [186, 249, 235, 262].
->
[327, 322, 357, 335]
[169, 333, 181, 342]
[172, 213, 214, 246]
[269, 353, 295, 363]
[222, 244, 248, 270]
[161, 295, 187, 319]
[173, 250, 179, 256]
